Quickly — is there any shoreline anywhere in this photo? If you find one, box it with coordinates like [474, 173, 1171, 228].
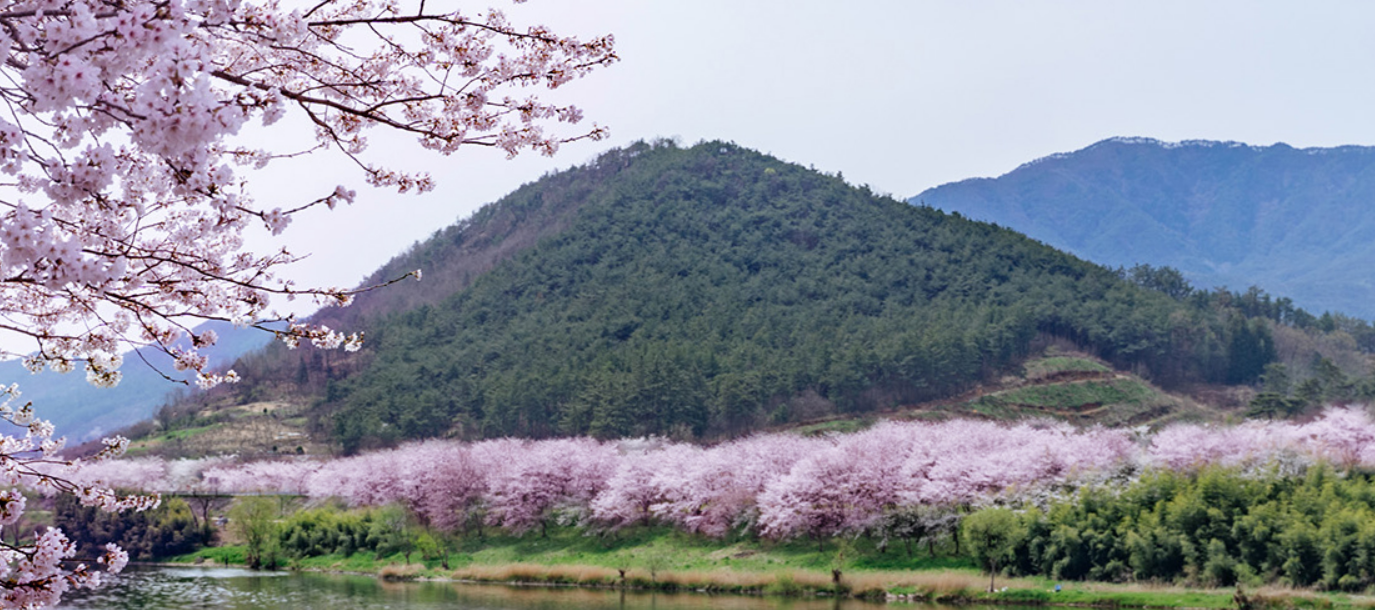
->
[140, 557, 1351, 609]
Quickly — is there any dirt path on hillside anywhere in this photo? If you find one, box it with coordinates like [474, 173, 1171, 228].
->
[780, 368, 1134, 433]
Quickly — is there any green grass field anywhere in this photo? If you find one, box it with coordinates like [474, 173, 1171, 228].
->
[1023, 355, 1112, 378]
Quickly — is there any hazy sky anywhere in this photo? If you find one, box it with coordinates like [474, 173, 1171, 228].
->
[249, 1, 1375, 315]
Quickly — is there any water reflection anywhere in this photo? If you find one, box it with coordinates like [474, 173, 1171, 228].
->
[55, 567, 901, 610]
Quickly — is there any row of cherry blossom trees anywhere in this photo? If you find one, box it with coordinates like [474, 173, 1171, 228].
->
[67, 407, 1375, 543]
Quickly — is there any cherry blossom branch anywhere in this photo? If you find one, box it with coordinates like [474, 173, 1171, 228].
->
[0, 2, 614, 599]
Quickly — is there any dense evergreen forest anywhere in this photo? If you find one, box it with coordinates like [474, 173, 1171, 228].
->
[189, 140, 1368, 452]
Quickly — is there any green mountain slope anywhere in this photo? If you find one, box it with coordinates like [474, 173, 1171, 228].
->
[302, 141, 1280, 449]
[177, 140, 1320, 452]
[911, 137, 1375, 319]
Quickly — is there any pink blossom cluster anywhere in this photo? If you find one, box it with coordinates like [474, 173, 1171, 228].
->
[0, 527, 126, 608]
[480, 438, 618, 533]
[1147, 406, 1375, 471]
[203, 457, 315, 495]
[634, 434, 823, 537]
[747, 420, 1132, 539]
[310, 440, 491, 532]
[68, 455, 234, 494]
[0, 393, 152, 608]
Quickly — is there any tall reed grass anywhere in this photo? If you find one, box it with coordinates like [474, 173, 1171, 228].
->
[448, 561, 995, 600]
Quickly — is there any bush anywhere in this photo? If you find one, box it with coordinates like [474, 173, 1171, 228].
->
[54, 494, 203, 560]
[1007, 465, 1375, 590]
[228, 497, 281, 569]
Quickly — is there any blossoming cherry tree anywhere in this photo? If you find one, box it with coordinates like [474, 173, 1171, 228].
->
[0, 0, 616, 605]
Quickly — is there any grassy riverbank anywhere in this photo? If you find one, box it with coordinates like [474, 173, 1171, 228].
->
[166, 526, 1366, 608]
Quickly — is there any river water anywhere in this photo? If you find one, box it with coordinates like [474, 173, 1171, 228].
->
[55, 566, 903, 610]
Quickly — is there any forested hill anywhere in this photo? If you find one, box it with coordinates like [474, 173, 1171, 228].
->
[200, 140, 1285, 452]
[911, 137, 1375, 319]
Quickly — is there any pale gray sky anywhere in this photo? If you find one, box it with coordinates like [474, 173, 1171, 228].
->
[249, 1, 1375, 314]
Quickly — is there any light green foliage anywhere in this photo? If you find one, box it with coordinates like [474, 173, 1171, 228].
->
[368, 505, 414, 561]
[1003, 465, 1375, 590]
[229, 497, 281, 570]
[413, 532, 441, 562]
[278, 505, 373, 558]
[277, 504, 419, 562]
[639, 541, 672, 583]
[1024, 356, 1111, 377]
[973, 379, 1153, 410]
[830, 537, 857, 585]
[962, 508, 1027, 590]
[961, 376, 1172, 426]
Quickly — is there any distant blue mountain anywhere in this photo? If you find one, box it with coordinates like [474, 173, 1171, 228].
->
[911, 137, 1375, 319]
[0, 321, 271, 442]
